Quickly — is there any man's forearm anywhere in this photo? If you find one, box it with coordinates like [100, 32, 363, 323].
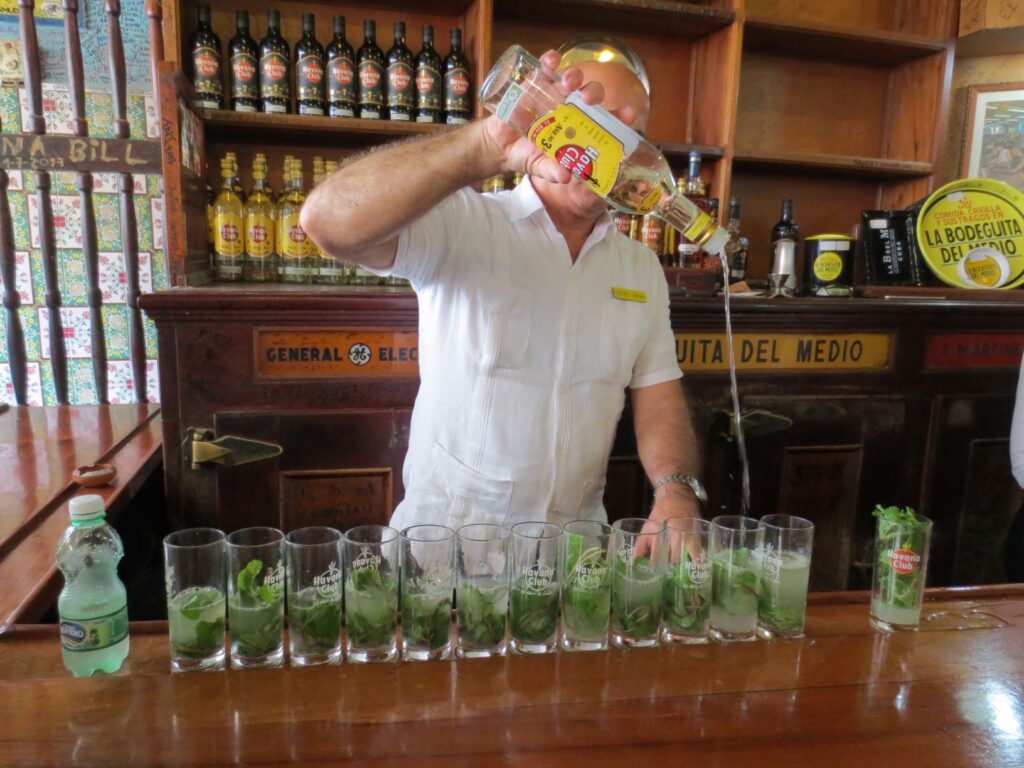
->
[632, 380, 702, 490]
[300, 120, 502, 266]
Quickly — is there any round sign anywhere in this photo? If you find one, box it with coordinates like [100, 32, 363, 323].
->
[915, 178, 1024, 289]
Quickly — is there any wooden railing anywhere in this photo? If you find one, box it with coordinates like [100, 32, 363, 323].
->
[0, 0, 163, 406]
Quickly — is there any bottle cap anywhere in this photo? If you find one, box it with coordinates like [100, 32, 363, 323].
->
[69, 494, 105, 524]
[394, 21, 405, 38]
[422, 25, 433, 42]
[333, 15, 345, 34]
[236, 10, 248, 29]
[302, 13, 315, 31]
[703, 227, 730, 256]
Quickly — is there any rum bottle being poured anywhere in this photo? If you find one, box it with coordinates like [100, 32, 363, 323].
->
[480, 46, 728, 255]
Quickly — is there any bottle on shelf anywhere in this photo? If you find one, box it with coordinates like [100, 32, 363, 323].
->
[640, 212, 665, 263]
[357, 20, 385, 120]
[770, 197, 800, 293]
[213, 156, 245, 282]
[684, 151, 705, 202]
[444, 28, 471, 124]
[228, 10, 258, 112]
[190, 3, 223, 110]
[732, 237, 749, 284]
[479, 47, 727, 258]
[386, 22, 414, 121]
[259, 9, 291, 114]
[244, 154, 277, 282]
[326, 15, 356, 118]
[723, 197, 745, 283]
[278, 158, 314, 284]
[414, 25, 443, 124]
[224, 151, 244, 202]
[295, 13, 325, 116]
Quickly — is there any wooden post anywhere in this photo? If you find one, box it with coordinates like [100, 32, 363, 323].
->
[64, 0, 108, 403]
[107, 0, 147, 403]
[0, 170, 28, 405]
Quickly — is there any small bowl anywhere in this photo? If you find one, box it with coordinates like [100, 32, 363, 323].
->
[73, 463, 117, 488]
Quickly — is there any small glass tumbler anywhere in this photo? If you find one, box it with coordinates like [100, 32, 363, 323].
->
[509, 521, 562, 654]
[709, 515, 764, 642]
[662, 517, 712, 645]
[164, 528, 227, 672]
[226, 527, 286, 668]
[455, 524, 509, 658]
[285, 526, 343, 666]
[757, 515, 814, 639]
[401, 525, 456, 661]
[560, 520, 611, 651]
[870, 513, 932, 632]
[344, 525, 400, 662]
[609, 518, 665, 648]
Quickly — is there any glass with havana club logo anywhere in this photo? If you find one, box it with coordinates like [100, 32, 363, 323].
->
[870, 506, 932, 632]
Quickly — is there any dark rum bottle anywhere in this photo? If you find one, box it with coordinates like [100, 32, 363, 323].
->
[190, 3, 222, 109]
[295, 13, 325, 116]
[770, 198, 800, 292]
[357, 20, 385, 120]
[326, 15, 356, 118]
[414, 25, 443, 123]
[443, 28, 471, 124]
[228, 10, 258, 112]
[259, 9, 291, 114]
[386, 22, 414, 121]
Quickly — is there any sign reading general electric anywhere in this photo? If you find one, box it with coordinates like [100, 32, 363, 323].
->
[255, 329, 419, 380]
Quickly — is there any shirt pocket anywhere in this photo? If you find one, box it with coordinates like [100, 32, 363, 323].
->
[430, 441, 514, 529]
[573, 298, 647, 385]
[450, 280, 532, 371]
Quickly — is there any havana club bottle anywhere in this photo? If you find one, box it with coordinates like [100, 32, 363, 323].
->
[326, 16, 356, 118]
[386, 22, 414, 121]
[443, 28, 471, 124]
[259, 10, 291, 114]
[190, 4, 222, 110]
[414, 25, 443, 123]
[278, 159, 314, 283]
[244, 154, 277, 282]
[295, 14, 325, 116]
[357, 20, 385, 119]
[228, 10, 258, 112]
[213, 157, 244, 281]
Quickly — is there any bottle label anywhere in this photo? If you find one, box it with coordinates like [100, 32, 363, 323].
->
[214, 212, 243, 257]
[193, 45, 222, 105]
[60, 605, 128, 653]
[444, 65, 470, 113]
[246, 213, 274, 258]
[230, 52, 258, 100]
[683, 212, 713, 246]
[319, 266, 344, 276]
[282, 265, 316, 276]
[812, 252, 844, 283]
[328, 55, 356, 104]
[297, 53, 325, 101]
[387, 61, 414, 108]
[260, 51, 290, 99]
[280, 212, 307, 258]
[358, 60, 384, 106]
[640, 216, 664, 254]
[415, 64, 442, 110]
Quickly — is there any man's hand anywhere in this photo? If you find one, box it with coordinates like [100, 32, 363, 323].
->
[649, 484, 703, 529]
[480, 49, 636, 185]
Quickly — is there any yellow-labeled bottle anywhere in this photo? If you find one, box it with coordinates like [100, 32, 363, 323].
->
[243, 155, 277, 282]
[205, 183, 215, 254]
[224, 151, 245, 203]
[278, 158, 314, 283]
[213, 157, 244, 281]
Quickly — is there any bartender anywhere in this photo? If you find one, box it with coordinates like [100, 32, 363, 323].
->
[302, 49, 705, 532]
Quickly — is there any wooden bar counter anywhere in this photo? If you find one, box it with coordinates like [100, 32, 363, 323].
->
[2, 586, 1023, 766]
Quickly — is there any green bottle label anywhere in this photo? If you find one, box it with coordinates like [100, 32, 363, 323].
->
[60, 606, 129, 652]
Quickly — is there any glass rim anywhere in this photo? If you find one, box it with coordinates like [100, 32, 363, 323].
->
[665, 516, 711, 533]
[711, 514, 763, 533]
[226, 526, 285, 546]
[163, 527, 226, 549]
[510, 520, 562, 540]
[401, 524, 456, 543]
[761, 514, 814, 532]
[563, 519, 612, 536]
[344, 524, 399, 545]
[611, 517, 665, 536]
[456, 522, 509, 541]
[285, 526, 342, 546]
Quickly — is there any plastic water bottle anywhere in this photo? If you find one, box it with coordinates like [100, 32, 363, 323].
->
[57, 495, 130, 676]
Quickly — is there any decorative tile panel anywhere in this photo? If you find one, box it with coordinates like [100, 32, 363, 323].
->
[38, 306, 94, 359]
[0, 250, 33, 304]
[27, 194, 84, 249]
[0, 362, 44, 406]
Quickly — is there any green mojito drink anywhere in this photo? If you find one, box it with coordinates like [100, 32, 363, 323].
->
[168, 585, 226, 665]
[611, 554, 663, 647]
[509, 576, 559, 652]
[870, 506, 932, 632]
[402, 584, 452, 660]
[757, 551, 811, 638]
[710, 547, 759, 640]
[345, 568, 399, 661]
[288, 586, 342, 661]
[561, 522, 612, 651]
[227, 528, 285, 668]
[456, 579, 508, 656]
[662, 552, 711, 643]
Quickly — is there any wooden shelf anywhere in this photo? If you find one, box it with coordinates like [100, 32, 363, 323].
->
[858, 285, 1024, 303]
[956, 26, 1024, 58]
[493, 0, 734, 40]
[200, 109, 444, 146]
[744, 16, 947, 66]
[733, 150, 933, 179]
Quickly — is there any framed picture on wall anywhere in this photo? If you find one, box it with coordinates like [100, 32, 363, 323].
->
[963, 82, 1024, 192]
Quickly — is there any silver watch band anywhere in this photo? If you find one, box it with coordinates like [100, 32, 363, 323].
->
[653, 474, 707, 504]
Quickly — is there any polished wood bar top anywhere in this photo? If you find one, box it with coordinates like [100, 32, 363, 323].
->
[2, 586, 1023, 767]
[0, 405, 161, 630]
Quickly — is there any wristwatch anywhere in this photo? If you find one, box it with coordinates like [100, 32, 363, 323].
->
[653, 474, 707, 504]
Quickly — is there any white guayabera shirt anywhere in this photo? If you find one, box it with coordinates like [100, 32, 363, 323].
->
[377, 178, 682, 532]
[1012, 353, 1024, 488]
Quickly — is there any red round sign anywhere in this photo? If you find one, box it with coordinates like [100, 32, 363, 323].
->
[888, 548, 921, 575]
[555, 144, 594, 182]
